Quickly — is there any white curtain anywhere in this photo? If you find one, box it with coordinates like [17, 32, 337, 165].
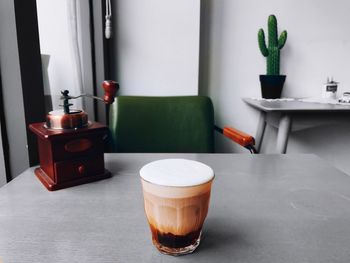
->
[66, 0, 84, 110]
[37, 0, 94, 115]
[66, 0, 95, 117]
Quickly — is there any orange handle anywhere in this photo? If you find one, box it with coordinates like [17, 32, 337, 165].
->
[223, 126, 255, 147]
[102, 80, 119, 104]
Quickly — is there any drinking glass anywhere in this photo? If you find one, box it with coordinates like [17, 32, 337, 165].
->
[140, 159, 214, 256]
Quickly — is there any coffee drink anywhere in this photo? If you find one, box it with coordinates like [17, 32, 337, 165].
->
[140, 159, 214, 255]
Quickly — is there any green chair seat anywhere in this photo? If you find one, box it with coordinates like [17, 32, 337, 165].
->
[109, 96, 214, 153]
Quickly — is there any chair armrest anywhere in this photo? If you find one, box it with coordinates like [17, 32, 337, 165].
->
[222, 126, 255, 147]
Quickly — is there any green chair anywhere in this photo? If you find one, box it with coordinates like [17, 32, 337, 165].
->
[109, 96, 256, 153]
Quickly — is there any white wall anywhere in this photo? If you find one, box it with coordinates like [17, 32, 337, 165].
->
[112, 0, 201, 96]
[0, 0, 29, 178]
[0, 122, 6, 186]
[200, 0, 350, 173]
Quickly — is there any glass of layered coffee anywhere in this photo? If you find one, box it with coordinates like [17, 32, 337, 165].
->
[140, 159, 214, 256]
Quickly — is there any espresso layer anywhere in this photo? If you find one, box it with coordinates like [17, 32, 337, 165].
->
[150, 224, 201, 248]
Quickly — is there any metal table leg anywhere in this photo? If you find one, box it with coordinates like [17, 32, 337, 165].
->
[255, 111, 267, 153]
[276, 114, 292, 154]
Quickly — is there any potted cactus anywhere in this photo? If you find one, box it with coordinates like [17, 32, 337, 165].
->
[258, 14, 287, 99]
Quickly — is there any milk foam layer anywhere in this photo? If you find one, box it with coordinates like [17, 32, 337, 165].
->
[140, 159, 214, 187]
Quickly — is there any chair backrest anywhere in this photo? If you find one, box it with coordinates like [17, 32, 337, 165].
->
[109, 96, 214, 153]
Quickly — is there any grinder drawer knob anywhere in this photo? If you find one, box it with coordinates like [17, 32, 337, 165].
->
[78, 165, 86, 175]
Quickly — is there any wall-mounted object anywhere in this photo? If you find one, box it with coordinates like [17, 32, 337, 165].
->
[29, 81, 118, 191]
[258, 15, 288, 99]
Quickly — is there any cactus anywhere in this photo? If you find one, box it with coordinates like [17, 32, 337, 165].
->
[258, 15, 287, 75]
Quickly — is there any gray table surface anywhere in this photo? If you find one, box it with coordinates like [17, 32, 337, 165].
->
[1, 153, 350, 263]
[243, 97, 350, 112]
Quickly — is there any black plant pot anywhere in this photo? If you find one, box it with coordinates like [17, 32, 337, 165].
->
[259, 75, 286, 99]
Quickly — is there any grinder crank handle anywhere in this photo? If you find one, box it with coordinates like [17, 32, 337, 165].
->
[102, 80, 119, 104]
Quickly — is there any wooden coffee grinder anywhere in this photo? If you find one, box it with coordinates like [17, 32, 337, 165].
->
[29, 80, 118, 191]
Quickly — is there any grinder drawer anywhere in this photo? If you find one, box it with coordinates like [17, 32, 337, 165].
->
[54, 155, 104, 183]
